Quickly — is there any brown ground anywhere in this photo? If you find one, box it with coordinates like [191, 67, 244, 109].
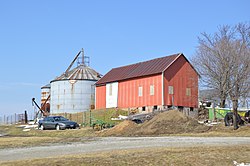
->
[99, 110, 211, 136]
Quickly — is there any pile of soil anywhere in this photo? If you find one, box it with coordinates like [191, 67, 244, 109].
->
[134, 110, 210, 135]
[98, 120, 137, 136]
[101, 110, 211, 136]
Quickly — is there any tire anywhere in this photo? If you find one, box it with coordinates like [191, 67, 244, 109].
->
[74, 124, 80, 129]
[224, 112, 233, 126]
[224, 112, 243, 126]
[56, 124, 60, 130]
[40, 124, 45, 130]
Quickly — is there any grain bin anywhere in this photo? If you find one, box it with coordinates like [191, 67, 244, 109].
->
[41, 84, 50, 113]
[50, 50, 101, 114]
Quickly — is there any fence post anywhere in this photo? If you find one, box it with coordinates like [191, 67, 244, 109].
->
[89, 109, 92, 127]
[24, 110, 28, 124]
[15, 113, 17, 124]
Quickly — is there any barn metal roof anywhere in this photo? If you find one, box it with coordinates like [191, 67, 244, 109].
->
[51, 64, 102, 82]
[96, 53, 182, 85]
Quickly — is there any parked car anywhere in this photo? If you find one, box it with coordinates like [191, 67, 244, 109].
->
[38, 116, 80, 130]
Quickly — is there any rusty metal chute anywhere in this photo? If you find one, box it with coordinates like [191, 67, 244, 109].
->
[32, 95, 50, 118]
[65, 50, 82, 76]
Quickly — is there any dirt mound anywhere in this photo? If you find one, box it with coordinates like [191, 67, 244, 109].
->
[98, 120, 138, 136]
[101, 110, 210, 136]
[135, 110, 210, 135]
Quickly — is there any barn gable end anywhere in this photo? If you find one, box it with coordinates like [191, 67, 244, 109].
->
[95, 53, 198, 113]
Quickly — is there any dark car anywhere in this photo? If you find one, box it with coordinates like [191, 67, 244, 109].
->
[38, 116, 80, 130]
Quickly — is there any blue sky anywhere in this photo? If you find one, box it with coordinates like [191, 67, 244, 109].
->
[0, 0, 249, 116]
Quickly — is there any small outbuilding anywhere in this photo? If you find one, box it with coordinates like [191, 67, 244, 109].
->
[95, 53, 198, 114]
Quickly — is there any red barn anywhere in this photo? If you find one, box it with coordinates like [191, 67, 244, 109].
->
[95, 53, 198, 113]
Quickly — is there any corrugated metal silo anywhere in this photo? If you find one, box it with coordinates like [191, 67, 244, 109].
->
[41, 84, 50, 113]
[50, 50, 101, 114]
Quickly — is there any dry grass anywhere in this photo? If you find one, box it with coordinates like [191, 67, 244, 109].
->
[0, 125, 95, 148]
[191, 124, 250, 137]
[1, 145, 250, 166]
[0, 137, 61, 149]
[0, 125, 95, 138]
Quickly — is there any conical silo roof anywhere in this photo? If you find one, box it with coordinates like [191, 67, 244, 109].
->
[51, 64, 102, 82]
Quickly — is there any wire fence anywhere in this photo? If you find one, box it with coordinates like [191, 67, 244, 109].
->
[0, 109, 129, 126]
[0, 113, 26, 125]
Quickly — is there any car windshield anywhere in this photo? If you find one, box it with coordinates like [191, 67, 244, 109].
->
[54, 117, 68, 121]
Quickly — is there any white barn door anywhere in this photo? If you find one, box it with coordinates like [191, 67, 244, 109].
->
[106, 82, 118, 108]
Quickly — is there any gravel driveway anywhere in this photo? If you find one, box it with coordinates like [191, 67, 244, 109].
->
[1, 136, 250, 162]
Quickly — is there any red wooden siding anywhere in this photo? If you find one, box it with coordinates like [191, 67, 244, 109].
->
[95, 85, 106, 109]
[118, 74, 162, 108]
[163, 55, 198, 107]
[95, 53, 199, 110]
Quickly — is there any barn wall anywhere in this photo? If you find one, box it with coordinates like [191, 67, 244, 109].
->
[118, 74, 162, 108]
[95, 85, 106, 109]
[163, 55, 198, 108]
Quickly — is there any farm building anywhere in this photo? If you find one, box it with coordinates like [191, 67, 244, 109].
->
[95, 53, 198, 114]
[41, 49, 102, 114]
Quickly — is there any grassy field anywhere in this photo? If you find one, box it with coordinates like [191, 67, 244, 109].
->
[54, 108, 129, 126]
[1, 123, 250, 149]
[1, 145, 250, 166]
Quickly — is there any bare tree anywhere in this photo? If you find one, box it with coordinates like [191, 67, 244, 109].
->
[192, 23, 250, 129]
[227, 23, 250, 129]
[192, 25, 234, 107]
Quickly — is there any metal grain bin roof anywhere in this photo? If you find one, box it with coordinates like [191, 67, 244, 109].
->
[41, 84, 51, 89]
[51, 64, 102, 83]
[96, 53, 182, 85]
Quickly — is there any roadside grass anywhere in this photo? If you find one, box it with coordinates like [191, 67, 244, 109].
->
[0, 125, 95, 137]
[0, 125, 95, 148]
[1, 145, 250, 166]
[0, 137, 62, 149]
[195, 124, 250, 137]
[174, 124, 250, 137]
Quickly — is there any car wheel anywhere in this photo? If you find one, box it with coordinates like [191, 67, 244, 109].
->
[56, 124, 60, 130]
[40, 124, 45, 130]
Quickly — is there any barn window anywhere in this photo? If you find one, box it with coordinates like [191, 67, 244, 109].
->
[153, 105, 157, 111]
[150, 85, 154, 95]
[186, 88, 191, 96]
[168, 86, 174, 94]
[109, 84, 112, 96]
[138, 86, 143, 96]
[142, 106, 146, 111]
